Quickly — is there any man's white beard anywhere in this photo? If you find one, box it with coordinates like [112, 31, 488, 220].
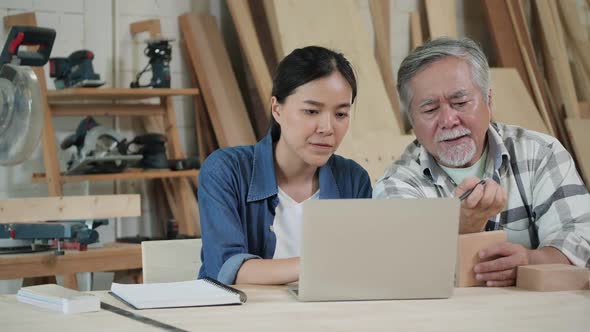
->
[435, 127, 477, 167]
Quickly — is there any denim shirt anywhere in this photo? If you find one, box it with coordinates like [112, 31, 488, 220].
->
[197, 131, 372, 284]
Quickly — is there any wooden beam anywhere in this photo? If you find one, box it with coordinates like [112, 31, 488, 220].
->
[0, 195, 140, 223]
[483, 0, 533, 95]
[535, 0, 581, 118]
[425, 0, 457, 38]
[369, 0, 405, 133]
[178, 13, 257, 147]
[410, 11, 424, 50]
[505, 0, 556, 136]
[557, 0, 590, 85]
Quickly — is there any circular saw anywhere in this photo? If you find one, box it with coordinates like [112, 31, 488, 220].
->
[0, 26, 56, 165]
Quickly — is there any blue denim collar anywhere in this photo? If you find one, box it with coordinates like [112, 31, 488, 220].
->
[246, 131, 341, 202]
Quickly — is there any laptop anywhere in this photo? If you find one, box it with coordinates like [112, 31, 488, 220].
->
[290, 198, 459, 302]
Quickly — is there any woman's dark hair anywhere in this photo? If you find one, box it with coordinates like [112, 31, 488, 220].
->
[270, 46, 357, 141]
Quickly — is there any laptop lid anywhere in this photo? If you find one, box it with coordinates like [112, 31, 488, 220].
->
[296, 198, 459, 302]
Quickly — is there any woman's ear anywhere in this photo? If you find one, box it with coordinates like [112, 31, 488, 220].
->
[271, 96, 281, 124]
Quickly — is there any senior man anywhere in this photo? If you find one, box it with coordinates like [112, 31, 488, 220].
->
[374, 37, 590, 286]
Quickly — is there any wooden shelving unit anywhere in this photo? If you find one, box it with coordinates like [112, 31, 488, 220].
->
[32, 169, 199, 183]
[39, 88, 202, 237]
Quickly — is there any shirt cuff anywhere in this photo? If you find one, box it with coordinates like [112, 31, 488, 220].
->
[218, 253, 261, 285]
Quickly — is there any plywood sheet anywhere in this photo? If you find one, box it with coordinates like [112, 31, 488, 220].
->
[490, 68, 549, 134]
[425, 0, 457, 38]
[565, 119, 590, 187]
[179, 14, 256, 147]
[269, 0, 401, 156]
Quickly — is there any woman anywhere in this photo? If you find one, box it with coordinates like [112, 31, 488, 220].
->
[198, 46, 372, 285]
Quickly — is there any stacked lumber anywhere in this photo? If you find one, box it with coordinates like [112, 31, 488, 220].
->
[481, 0, 590, 188]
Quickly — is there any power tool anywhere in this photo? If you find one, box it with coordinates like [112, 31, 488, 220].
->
[130, 37, 173, 88]
[49, 50, 105, 89]
[0, 25, 55, 165]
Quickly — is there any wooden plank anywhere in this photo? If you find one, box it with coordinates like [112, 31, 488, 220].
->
[179, 14, 257, 147]
[535, 0, 581, 119]
[249, 0, 279, 72]
[51, 104, 164, 117]
[346, 132, 416, 184]
[557, 0, 590, 77]
[410, 11, 423, 50]
[0, 243, 141, 279]
[262, 0, 283, 61]
[369, 0, 405, 133]
[490, 68, 549, 134]
[227, 0, 273, 120]
[32, 169, 199, 183]
[506, 0, 557, 137]
[46, 88, 199, 101]
[0, 195, 140, 223]
[580, 101, 590, 118]
[482, 0, 533, 96]
[565, 119, 590, 187]
[3, 12, 37, 27]
[425, 0, 457, 38]
[269, 0, 401, 158]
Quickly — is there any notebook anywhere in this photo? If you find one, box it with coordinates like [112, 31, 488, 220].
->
[17, 284, 100, 314]
[291, 198, 460, 302]
[110, 278, 247, 310]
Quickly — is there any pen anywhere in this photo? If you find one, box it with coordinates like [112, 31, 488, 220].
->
[458, 179, 486, 201]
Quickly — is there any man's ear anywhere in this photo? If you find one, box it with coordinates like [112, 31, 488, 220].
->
[271, 96, 281, 124]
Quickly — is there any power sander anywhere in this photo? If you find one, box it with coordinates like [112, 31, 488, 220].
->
[49, 49, 105, 89]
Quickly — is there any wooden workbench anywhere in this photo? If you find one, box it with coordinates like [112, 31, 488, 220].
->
[0, 243, 141, 289]
[1, 284, 588, 331]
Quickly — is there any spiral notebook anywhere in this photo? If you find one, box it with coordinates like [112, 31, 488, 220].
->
[110, 278, 247, 310]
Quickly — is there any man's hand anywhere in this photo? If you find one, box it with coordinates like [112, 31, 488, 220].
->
[455, 177, 507, 234]
[474, 242, 530, 287]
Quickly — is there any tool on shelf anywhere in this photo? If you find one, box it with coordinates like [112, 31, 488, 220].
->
[0, 25, 55, 165]
[49, 50, 105, 89]
[129, 37, 173, 88]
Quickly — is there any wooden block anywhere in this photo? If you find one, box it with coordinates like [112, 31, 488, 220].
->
[456, 231, 508, 287]
[517, 264, 590, 291]
[0, 195, 141, 223]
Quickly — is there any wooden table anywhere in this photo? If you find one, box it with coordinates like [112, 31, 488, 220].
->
[1, 285, 588, 331]
[0, 243, 141, 289]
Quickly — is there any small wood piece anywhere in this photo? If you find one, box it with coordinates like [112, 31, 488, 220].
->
[46, 88, 199, 101]
[425, 0, 457, 38]
[516, 264, 590, 291]
[0, 195, 141, 223]
[456, 230, 508, 287]
[410, 11, 423, 50]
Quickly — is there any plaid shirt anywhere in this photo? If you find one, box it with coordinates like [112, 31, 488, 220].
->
[374, 122, 590, 268]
